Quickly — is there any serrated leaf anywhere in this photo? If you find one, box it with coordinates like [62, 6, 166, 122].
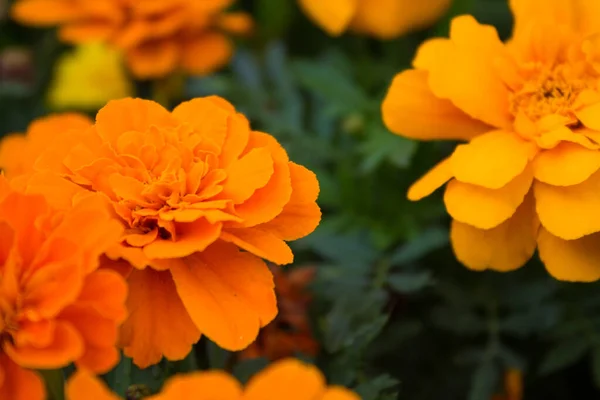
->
[468, 361, 499, 400]
[390, 228, 449, 266]
[387, 271, 433, 294]
[539, 338, 589, 376]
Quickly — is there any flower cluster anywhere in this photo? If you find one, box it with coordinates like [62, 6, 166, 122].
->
[11, 0, 252, 78]
[383, 0, 600, 281]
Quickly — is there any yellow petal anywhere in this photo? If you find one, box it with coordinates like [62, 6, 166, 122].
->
[533, 142, 600, 186]
[407, 157, 453, 201]
[444, 166, 533, 229]
[534, 170, 600, 240]
[450, 191, 538, 271]
[298, 0, 358, 36]
[382, 70, 489, 141]
[538, 228, 600, 282]
[451, 130, 534, 189]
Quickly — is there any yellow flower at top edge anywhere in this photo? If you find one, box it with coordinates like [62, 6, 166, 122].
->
[66, 358, 361, 400]
[11, 0, 252, 79]
[298, 0, 452, 39]
[382, 0, 600, 281]
[48, 43, 133, 111]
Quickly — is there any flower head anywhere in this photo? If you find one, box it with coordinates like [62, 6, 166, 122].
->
[48, 42, 133, 111]
[240, 265, 318, 361]
[66, 358, 360, 400]
[382, 0, 600, 281]
[30, 96, 321, 367]
[0, 176, 126, 400]
[0, 113, 92, 180]
[299, 0, 452, 38]
[11, 0, 253, 78]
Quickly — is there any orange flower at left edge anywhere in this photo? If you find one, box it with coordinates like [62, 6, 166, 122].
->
[298, 0, 452, 38]
[66, 358, 360, 400]
[0, 175, 127, 400]
[382, 0, 600, 282]
[10, 0, 253, 79]
[16, 96, 321, 369]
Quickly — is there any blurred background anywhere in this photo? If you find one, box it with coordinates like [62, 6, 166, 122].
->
[1, 0, 598, 399]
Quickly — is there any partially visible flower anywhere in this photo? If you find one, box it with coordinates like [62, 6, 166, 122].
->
[240, 265, 318, 361]
[0, 176, 126, 400]
[382, 0, 600, 281]
[48, 42, 133, 111]
[492, 369, 523, 400]
[298, 0, 452, 38]
[67, 358, 361, 400]
[11, 0, 253, 79]
[0, 113, 92, 180]
[28, 96, 321, 368]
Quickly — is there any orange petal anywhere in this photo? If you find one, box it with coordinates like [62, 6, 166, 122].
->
[125, 39, 180, 79]
[220, 227, 294, 265]
[534, 170, 600, 240]
[172, 97, 231, 150]
[219, 111, 251, 167]
[407, 157, 453, 201]
[444, 166, 533, 229]
[217, 12, 254, 35]
[322, 387, 362, 400]
[170, 242, 277, 351]
[5, 321, 84, 369]
[96, 98, 176, 146]
[257, 162, 321, 241]
[142, 219, 222, 259]
[382, 70, 489, 141]
[414, 16, 511, 129]
[66, 370, 120, 400]
[11, 0, 81, 25]
[297, 0, 357, 36]
[234, 132, 292, 227]
[510, 0, 600, 36]
[242, 359, 326, 400]
[59, 22, 116, 43]
[148, 371, 243, 400]
[533, 142, 600, 186]
[120, 269, 201, 368]
[180, 33, 233, 76]
[451, 130, 534, 189]
[219, 148, 274, 204]
[536, 126, 600, 150]
[450, 191, 538, 272]
[0, 354, 45, 400]
[538, 228, 600, 282]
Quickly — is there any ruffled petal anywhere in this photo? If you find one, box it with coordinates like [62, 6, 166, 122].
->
[148, 371, 242, 400]
[0, 354, 45, 400]
[538, 228, 600, 282]
[220, 227, 294, 265]
[533, 142, 600, 186]
[142, 219, 222, 259]
[382, 70, 489, 141]
[407, 157, 453, 201]
[66, 370, 120, 400]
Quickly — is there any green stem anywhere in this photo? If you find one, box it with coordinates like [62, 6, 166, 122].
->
[39, 369, 65, 400]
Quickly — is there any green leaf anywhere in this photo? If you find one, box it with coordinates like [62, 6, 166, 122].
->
[387, 271, 433, 294]
[390, 227, 449, 266]
[39, 369, 64, 400]
[207, 340, 230, 370]
[539, 338, 589, 376]
[468, 361, 499, 400]
[354, 374, 399, 400]
[232, 358, 270, 384]
[256, 0, 293, 39]
[359, 123, 418, 173]
[104, 354, 132, 396]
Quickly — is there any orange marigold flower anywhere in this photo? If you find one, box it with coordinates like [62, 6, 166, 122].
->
[11, 0, 253, 79]
[240, 265, 318, 361]
[27, 96, 321, 368]
[66, 358, 360, 400]
[492, 369, 523, 400]
[0, 176, 126, 400]
[298, 0, 452, 39]
[382, 0, 600, 281]
[0, 113, 92, 180]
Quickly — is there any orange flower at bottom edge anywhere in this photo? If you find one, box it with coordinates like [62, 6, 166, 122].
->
[239, 265, 318, 361]
[0, 177, 127, 400]
[24, 96, 321, 368]
[66, 358, 361, 400]
[492, 369, 523, 400]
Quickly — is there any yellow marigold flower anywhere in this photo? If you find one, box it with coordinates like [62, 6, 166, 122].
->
[11, 97, 321, 368]
[66, 358, 360, 400]
[382, 0, 600, 281]
[11, 0, 252, 79]
[48, 43, 133, 111]
[0, 113, 92, 180]
[298, 0, 452, 39]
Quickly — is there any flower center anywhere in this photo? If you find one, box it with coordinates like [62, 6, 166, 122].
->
[509, 63, 595, 122]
